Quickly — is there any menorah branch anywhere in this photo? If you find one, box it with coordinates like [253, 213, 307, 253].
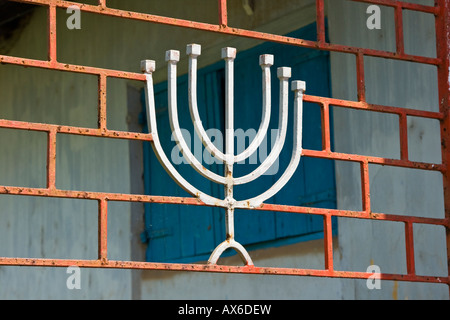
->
[236, 80, 305, 209]
[140, 59, 226, 208]
[188, 44, 228, 163]
[166, 49, 228, 185]
[234, 54, 273, 163]
[233, 66, 291, 185]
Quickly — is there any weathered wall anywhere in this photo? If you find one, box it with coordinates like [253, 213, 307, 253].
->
[0, 6, 133, 299]
[0, 0, 447, 299]
[328, 0, 448, 299]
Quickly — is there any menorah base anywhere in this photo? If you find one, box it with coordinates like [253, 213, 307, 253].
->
[207, 239, 254, 266]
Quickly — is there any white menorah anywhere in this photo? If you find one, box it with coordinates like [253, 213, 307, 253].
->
[141, 44, 305, 266]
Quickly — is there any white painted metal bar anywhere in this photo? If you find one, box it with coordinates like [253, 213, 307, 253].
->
[222, 47, 236, 171]
[166, 50, 228, 185]
[233, 67, 291, 185]
[187, 44, 228, 163]
[234, 54, 273, 163]
[221, 47, 241, 264]
[208, 238, 254, 266]
[235, 80, 305, 208]
[187, 45, 273, 165]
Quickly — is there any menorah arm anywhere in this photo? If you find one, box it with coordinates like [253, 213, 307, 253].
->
[187, 44, 228, 163]
[233, 54, 273, 163]
[166, 50, 228, 185]
[141, 60, 226, 207]
[235, 80, 305, 208]
[233, 67, 291, 185]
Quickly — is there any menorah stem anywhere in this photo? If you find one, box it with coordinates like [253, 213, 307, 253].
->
[225, 207, 235, 240]
[222, 47, 236, 241]
[224, 166, 235, 241]
[222, 47, 236, 173]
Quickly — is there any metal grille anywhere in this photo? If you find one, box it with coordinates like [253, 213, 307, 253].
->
[0, 0, 448, 293]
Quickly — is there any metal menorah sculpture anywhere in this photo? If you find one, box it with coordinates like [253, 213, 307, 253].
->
[141, 44, 305, 266]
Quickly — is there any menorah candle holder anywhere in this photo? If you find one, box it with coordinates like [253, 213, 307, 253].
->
[141, 44, 305, 266]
